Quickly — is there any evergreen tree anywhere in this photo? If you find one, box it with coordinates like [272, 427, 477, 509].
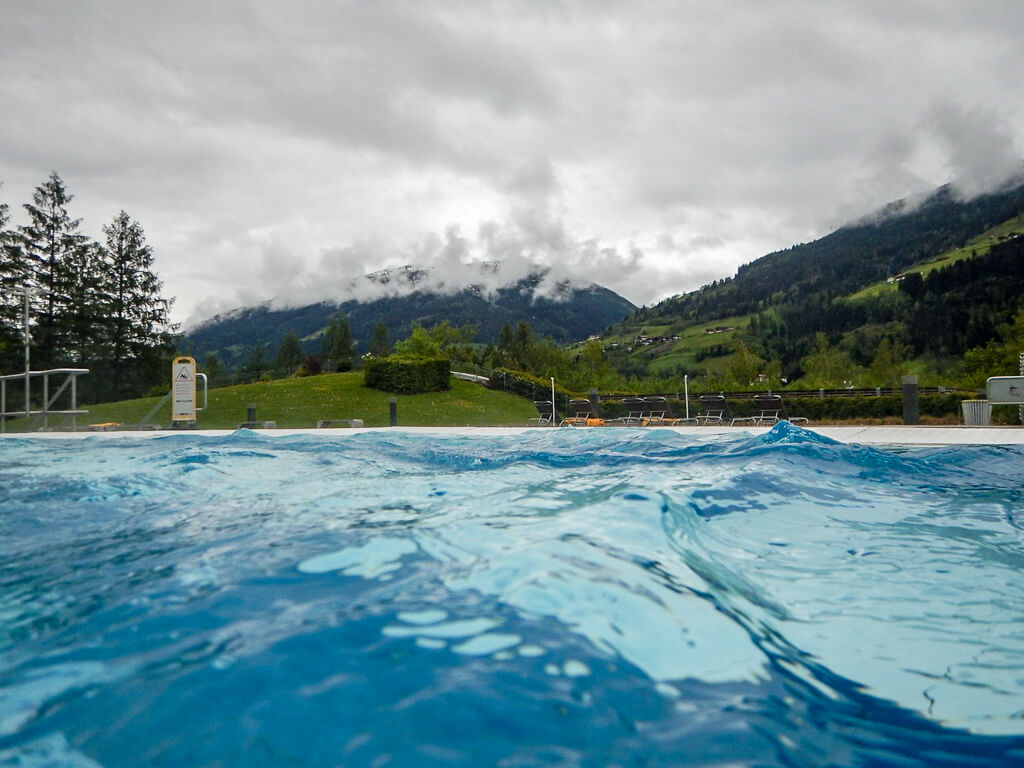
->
[496, 322, 515, 366]
[322, 314, 355, 371]
[201, 352, 226, 385]
[275, 331, 304, 371]
[18, 172, 90, 366]
[514, 322, 532, 363]
[368, 321, 391, 356]
[0, 190, 23, 368]
[100, 210, 176, 393]
[244, 345, 269, 378]
[62, 241, 108, 365]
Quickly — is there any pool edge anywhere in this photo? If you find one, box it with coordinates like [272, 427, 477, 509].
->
[2, 424, 1023, 446]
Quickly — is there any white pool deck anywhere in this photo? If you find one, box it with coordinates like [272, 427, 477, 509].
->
[3, 424, 1024, 446]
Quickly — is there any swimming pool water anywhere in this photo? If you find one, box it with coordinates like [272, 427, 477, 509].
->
[1, 423, 1023, 766]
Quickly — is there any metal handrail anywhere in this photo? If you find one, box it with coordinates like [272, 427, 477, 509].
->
[0, 368, 90, 433]
[136, 372, 208, 430]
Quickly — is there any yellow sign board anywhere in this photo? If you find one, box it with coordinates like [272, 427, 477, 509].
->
[172, 356, 197, 422]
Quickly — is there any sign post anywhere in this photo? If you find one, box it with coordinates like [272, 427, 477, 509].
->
[172, 356, 198, 427]
[986, 376, 1024, 405]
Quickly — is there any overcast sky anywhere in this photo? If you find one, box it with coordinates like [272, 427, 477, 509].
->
[2, 1, 1023, 327]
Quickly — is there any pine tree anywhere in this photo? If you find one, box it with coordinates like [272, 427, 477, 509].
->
[244, 345, 269, 378]
[275, 331, 304, 371]
[322, 314, 355, 371]
[368, 322, 391, 356]
[201, 352, 226, 385]
[62, 241, 108, 365]
[0, 190, 22, 367]
[100, 210, 176, 395]
[18, 172, 90, 366]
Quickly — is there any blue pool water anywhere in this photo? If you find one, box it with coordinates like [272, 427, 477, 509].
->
[1, 423, 1024, 767]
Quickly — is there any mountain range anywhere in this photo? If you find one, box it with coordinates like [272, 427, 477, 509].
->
[183, 270, 636, 370]
[605, 178, 1024, 383]
[183, 178, 1024, 382]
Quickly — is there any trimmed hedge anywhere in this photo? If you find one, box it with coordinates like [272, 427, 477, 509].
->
[733, 394, 962, 421]
[364, 356, 452, 394]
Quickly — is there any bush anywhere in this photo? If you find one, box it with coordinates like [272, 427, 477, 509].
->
[364, 355, 451, 394]
[594, 393, 968, 422]
[295, 355, 323, 378]
[723, 393, 964, 422]
[487, 367, 577, 412]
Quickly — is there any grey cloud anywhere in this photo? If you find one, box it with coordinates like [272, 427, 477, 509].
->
[4, 1, 1024, 326]
[925, 103, 1023, 198]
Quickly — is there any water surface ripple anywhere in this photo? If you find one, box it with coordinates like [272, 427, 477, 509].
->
[1, 423, 1023, 766]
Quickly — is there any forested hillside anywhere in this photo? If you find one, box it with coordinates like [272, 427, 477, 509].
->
[649, 182, 1024, 325]
[184, 275, 636, 372]
[607, 180, 1024, 389]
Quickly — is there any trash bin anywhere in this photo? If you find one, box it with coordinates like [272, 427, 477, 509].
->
[961, 399, 992, 426]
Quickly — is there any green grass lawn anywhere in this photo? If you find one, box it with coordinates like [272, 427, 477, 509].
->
[639, 313, 754, 374]
[3, 373, 539, 432]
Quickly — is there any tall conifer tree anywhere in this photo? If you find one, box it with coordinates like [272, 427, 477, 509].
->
[368, 322, 391, 356]
[322, 314, 355, 371]
[0, 191, 18, 364]
[100, 210, 177, 394]
[18, 172, 89, 365]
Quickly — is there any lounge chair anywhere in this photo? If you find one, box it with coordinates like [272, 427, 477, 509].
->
[695, 394, 731, 425]
[528, 400, 555, 426]
[607, 396, 646, 426]
[731, 394, 809, 426]
[562, 399, 595, 426]
[642, 396, 702, 425]
[753, 394, 809, 425]
[641, 396, 669, 424]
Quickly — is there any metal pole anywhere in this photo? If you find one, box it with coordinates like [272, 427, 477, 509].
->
[24, 288, 30, 422]
[902, 375, 919, 425]
[43, 372, 49, 430]
[550, 377, 555, 425]
[684, 374, 689, 419]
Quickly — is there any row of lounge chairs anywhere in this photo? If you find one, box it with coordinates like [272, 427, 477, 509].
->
[528, 394, 808, 427]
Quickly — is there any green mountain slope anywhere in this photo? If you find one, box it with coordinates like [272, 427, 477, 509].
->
[185, 273, 635, 371]
[609, 181, 1024, 384]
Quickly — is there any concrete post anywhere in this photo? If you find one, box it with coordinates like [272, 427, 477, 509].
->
[588, 388, 600, 418]
[389, 397, 398, 427]
[902, 375, 919, 425]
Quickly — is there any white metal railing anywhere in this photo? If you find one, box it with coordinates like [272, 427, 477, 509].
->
[0, 368, 90, 433]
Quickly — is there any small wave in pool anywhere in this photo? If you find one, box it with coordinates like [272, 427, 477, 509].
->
[1, 423, 1023, 767]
